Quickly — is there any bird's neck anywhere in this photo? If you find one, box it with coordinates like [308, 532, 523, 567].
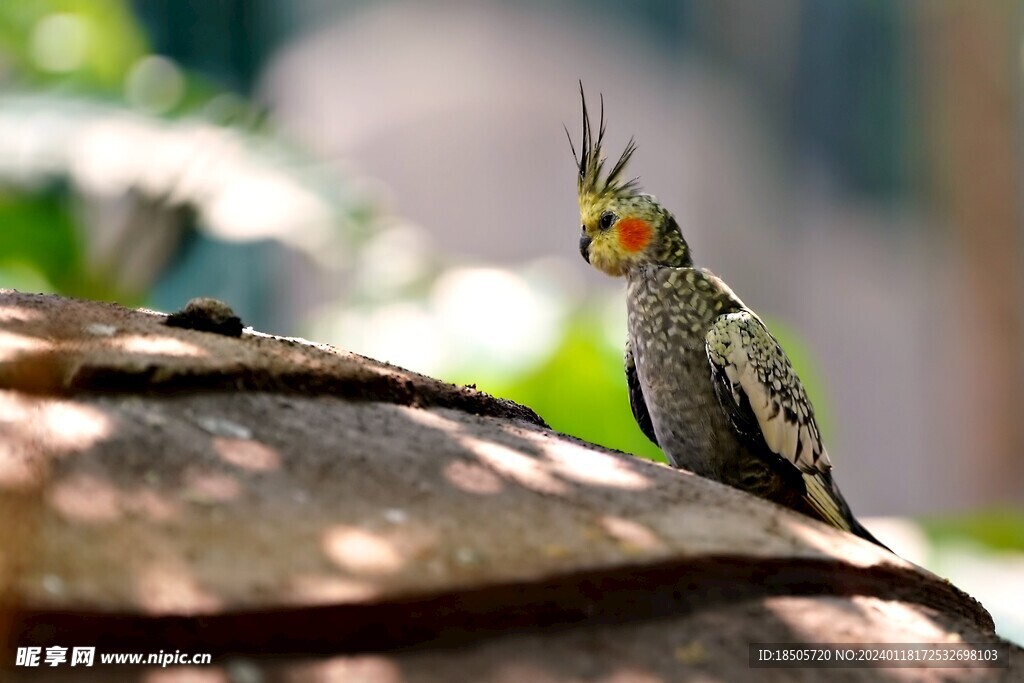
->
[651, 215, 693, 268]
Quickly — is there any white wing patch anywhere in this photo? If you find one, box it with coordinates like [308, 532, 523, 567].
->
[705, 311, 832, 476]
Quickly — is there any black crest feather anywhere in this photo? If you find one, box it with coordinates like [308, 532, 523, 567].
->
[568, 82, 639, 198]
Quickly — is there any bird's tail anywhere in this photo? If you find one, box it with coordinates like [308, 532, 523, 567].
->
[848, 516, 892, 552]
[805, 471, 892, 553]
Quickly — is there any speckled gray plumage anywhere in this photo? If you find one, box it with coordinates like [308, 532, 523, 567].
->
[625, 261, 885, 547]
[626, 264, 747, 481]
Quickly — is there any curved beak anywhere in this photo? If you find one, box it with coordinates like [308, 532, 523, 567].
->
[579, 233, 592, 263]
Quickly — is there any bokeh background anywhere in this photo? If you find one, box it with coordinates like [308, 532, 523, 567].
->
[1, 0, 1021, 642]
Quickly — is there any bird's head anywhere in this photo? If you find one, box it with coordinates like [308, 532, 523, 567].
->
[569, 87, 691, 276]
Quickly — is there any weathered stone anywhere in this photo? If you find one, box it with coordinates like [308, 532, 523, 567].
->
[0, 291, 1017, 681]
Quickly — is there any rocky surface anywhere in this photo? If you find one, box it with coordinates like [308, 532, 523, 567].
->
[0, 290, 1018, 681]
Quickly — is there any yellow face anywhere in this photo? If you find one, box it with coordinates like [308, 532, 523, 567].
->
[578, 193, 661, 277]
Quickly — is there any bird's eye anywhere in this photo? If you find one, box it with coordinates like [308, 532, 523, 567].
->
[599, 212, 617, 231]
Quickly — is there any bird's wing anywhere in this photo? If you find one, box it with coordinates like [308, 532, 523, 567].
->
[625, 339, 659, 446]
[705, 311, 854, 531]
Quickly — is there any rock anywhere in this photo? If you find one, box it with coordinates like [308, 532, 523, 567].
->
[0, 290, 1017, 681]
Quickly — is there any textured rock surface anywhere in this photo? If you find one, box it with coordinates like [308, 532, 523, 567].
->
[0, 291, 542, 423]
[0, 290, 1018, 681]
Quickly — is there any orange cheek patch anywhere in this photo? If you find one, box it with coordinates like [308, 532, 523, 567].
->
[616, 218, 653, 253]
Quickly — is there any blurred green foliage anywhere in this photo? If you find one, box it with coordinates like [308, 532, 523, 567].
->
[0, 0, 142, 302]
[0, 193, 104, 297]
[0, 187, 133, 303]
[0, 1, 301, 314]
[0, 0, 146, 90]
[923, 509, 1024, 553]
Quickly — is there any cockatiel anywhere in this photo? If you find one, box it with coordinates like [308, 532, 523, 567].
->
[569, 87, 886, 549]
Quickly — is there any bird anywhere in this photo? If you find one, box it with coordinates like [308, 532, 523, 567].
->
[568, 86, 887, 549]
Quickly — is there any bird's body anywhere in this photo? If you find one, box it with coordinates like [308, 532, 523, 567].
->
[626, 263, 748, 482]
[625, 261, 859, 530]
[569, 87, 886, 548]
